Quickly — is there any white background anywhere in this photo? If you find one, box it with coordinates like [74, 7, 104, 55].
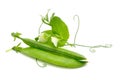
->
[0, 0, 120, 80]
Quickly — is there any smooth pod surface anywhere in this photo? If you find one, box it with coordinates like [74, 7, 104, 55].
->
[19, 37, 86, 61]
[11, 32, 87, 61]
[12, 47, 87, 68]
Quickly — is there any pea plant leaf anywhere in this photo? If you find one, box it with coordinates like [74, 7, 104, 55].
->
[40, 12, 69, 47]
[49, 16, 69, 47]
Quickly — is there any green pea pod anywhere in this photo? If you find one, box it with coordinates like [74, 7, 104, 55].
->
[11, 32, 87, 61]
[12, 46, 87, 68]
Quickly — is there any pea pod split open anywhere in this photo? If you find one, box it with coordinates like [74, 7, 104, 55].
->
[12, 46, 87, 68]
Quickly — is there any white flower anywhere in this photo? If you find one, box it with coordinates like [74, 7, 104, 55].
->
[51, 37, 59, 47]
[38, 33, 48, 43]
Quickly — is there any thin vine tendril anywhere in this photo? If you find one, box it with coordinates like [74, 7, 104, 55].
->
[74, 44, 112, 48]
[36, 58, 47, 68]
[38, 9, 51, 35]
[66, 43, 112, 53]
[73, 15, 80, 45]
[38, 22, 43, 35]
[76, 44, 112, 53]
[65, 15, 112, 53]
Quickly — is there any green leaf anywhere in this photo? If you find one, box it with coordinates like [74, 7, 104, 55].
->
[49, 16, 69, 47]
[41, 12, 70, 47]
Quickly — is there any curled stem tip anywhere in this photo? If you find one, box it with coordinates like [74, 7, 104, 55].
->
[41, 9, 51, 25]
[89, 48, 96, 53]
[36, 59, 47, 68]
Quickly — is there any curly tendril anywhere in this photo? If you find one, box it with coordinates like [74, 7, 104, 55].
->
[65, 15, 112, 53]
[66, 43, 112, 53]
[73, 15, 80, 45]
[36, 59, 47, 68]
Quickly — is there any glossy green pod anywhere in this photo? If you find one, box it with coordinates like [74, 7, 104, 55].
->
[11, 32, 87, 61]
[12, 46, 87, 68]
